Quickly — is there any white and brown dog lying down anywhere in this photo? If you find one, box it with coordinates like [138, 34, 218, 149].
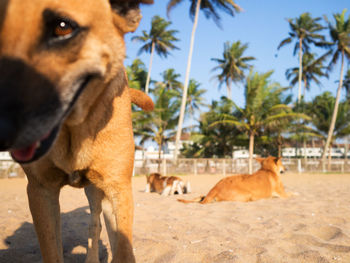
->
[0, 0, 154, 262]
[179, 156, 290, 204]
[145, 173, 191, 196]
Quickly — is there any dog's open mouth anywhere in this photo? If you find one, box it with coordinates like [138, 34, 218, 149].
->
[7, 74, 96, 164]
[10, 126, 59, 163]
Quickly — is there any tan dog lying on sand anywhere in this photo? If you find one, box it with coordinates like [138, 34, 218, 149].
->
[0, 0, 153, 262]
[145, 173, 191, 196]
[179, 156, 290, 204]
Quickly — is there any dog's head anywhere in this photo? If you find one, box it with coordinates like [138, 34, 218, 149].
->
[146, 173, 161, 184]
[256, 156, 286, 174]
[0, 0, 152, 163]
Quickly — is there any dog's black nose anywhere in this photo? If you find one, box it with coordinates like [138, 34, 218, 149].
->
[0, 56, 62, 151]
[0, 116, 16, 150]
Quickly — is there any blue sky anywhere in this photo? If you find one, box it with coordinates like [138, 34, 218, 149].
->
[125, 0, 349, 108]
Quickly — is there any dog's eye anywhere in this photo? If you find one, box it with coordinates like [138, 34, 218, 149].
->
[52, 19, 77, 40]
[54, 21, 74, 37]
[42, 10, 86, 47]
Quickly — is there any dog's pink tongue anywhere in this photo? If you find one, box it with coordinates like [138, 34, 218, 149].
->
[10, 142, 37, 162]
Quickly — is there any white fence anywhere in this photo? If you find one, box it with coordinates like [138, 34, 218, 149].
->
[134, 158, 350, 176]
[1, 156, 349, 179]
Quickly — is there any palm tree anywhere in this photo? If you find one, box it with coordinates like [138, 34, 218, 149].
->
[321, 9, 350, 170]
[211, 41, 255, 99]
[344, 68, 350, 99]
[158, 75, 207, 132]
[306, 92, 350, 169]
[160, 68, 182, 92]
[262, 94, 294, 158]
[132, 15, 179, 94]
[181, 97, 242, 158]
[286, 52, 331, 98]
[344, 68, 350, 159]
[210, 70, 308, 174]
[278, 12, 326, 103]
[126, 58, 148, 91]
[168, 0, 241, 161]
[286, 51, 331, 160]
[133, 85, 180, 171]
[185, 79, 207, 120]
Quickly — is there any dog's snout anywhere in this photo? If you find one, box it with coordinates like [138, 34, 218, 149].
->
[0, 116, 16, 150]
[0, 57, 62, 150]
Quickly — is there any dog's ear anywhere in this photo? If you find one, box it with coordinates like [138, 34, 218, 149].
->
[274, 157, 281, 164]
[109, 0, 154, 34]
[255, 157, 265, 164]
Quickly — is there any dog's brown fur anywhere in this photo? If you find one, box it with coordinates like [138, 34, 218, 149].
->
[0, 1, 153, 262]
[178, 156, 290, 204]
[145, 173, 190, 196]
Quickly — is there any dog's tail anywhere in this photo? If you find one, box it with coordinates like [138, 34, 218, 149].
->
[177, 196, 205, 204]
[129, 88, 154, 112]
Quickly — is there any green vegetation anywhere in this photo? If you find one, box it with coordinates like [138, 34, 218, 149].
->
[166, 0, 242, 161]
[132, 16, 179, 94]
[278, 12, 326, 103]
[211, 41, 255, 99]
[128, 8, 350, 173]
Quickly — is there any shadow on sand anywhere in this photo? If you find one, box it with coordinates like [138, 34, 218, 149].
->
[0, 206, 108, 263]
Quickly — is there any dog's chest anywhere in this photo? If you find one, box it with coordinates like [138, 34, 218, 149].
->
[49, 127, 96, 174]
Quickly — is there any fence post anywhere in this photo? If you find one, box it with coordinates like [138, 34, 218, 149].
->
[194, 159, 197, 176]
[222, 159, 226, 177]
[341, 161, 344, 173]
[297, 159, 302, 173]
[162, 159, 167, 176]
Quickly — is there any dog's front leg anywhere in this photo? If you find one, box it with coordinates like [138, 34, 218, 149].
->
[84, 185, 104, 263]
[106, 180, 135, 263]
[26, 176, 63, 263]
[275, 181, 291, 198]
[88, 170, 135, 263]
[144, 183, 150, 193]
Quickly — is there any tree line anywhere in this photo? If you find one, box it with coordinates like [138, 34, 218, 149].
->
[127, 1, 350, 173]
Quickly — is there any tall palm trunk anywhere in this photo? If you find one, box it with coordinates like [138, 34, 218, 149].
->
[158, 137, 163, 173]
[248, 132, 254, 174]
[145, 42, 155, 94]
[297, 38, 303, 166]
[328, 144, 332, 171]
[322, 50, 345, 171]
[303, 77, 307, 100]
[303, 139, 307, 161]
[302, 76, 307, 162]
[278, 144, 282, 158]
[297, 38, 303, 103]
[174, 0, 201, 162]
[227, 80, 232, 99]
[345, 137, 349, 171]
[277, 134, 283, 158]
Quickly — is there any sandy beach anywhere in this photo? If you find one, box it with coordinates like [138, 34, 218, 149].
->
[0, 172, 350, 263]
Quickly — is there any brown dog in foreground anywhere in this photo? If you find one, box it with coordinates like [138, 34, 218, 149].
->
[178, 156, 290, 204]
[145, 173, 191, 196]
[0, 0, 153, 262]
